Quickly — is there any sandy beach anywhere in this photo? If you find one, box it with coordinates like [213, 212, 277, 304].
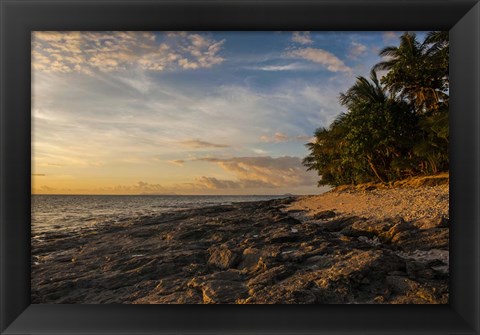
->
[32, 177, 449, 304]
[288, 176, 449, 223]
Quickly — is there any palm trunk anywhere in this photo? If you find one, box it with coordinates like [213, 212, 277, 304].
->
[367, 155, 386, 183]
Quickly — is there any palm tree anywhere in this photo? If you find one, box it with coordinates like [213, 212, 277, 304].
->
[424, 31, 448, 52]
[338, 70, 396, 183]
[339, 69, 386, 108]
[303, 114, 353, 186]
[374, 32, 432, 111]
[374, 32, 425, 75]
[304, 31, 449, 188]
[373, 31, 449, 114]
[423, 31, 449, 100]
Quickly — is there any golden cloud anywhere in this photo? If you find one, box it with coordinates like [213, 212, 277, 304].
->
[32, 31, 225, 74]
[196, 156, 317, 188]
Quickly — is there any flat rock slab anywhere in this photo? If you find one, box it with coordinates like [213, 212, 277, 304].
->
[201, 280, 249, 304]
[32, 196, 449, 304]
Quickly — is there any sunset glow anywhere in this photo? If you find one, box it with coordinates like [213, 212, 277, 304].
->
[32, 31, 411, 195]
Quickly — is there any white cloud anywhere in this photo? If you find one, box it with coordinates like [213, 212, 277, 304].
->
[32, 31, 225, 74]
[383, 31, 399, 43]
[252, 148, 268, 155]
[292, 31, 313, 45]
[247, 63, 311, 71]
[167, 160, 185, 166]
[348, 41, 368, 59]
[179, 139, 229, 149]
[260, 132, 288, 143]
[287, 47, 351, 73]
[181, 34, 225, 69]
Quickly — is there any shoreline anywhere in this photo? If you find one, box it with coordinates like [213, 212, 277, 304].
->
[32, 184, 449, 304]
[288, 180, 449, 223]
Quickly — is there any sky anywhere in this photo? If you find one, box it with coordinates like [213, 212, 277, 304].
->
[31, 31, 420, 195]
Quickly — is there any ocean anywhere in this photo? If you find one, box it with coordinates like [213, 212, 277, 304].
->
[31, 194, 288, 238]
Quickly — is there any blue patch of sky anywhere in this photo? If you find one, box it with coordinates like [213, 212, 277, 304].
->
[147, 31, 428, 95]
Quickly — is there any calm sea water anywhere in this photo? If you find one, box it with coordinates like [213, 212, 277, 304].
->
[31, 194, 288, 237]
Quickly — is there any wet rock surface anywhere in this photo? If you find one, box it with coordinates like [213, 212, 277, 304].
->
[32, 197, 449, 304]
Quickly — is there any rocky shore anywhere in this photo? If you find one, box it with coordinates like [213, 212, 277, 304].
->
[32, 183, 449, 304]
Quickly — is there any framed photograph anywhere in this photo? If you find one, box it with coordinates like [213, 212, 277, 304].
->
[1, 0, 479, 334]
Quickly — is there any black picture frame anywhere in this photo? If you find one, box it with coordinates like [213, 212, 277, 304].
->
[1, 0, 479, 334]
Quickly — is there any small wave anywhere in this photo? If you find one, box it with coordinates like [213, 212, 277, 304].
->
[32, 194, 285, 234]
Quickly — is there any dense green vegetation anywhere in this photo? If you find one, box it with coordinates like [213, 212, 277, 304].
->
[303, 32, 449, 187]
